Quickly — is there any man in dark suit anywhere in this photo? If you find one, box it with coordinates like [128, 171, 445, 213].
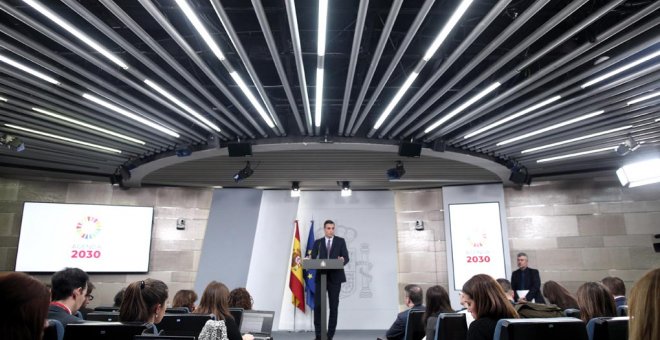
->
[384, 284, 424, 340]
[48, 267, 90, 326]
[511, 252, 545, 303]
[311, 220, 349, 340]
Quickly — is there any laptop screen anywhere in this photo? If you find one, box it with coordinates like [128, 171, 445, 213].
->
[240, 310, 274, 335]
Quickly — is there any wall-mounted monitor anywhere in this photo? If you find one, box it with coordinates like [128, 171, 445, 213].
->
[16, 202, 154, 273]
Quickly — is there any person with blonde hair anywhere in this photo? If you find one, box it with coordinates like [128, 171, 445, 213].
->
[194, 281, 253, 340]
[628, 267, 660, 340]
[173, 289, 198, 312]
[576, 282, 616, 322]
[462, 274, 519, 340]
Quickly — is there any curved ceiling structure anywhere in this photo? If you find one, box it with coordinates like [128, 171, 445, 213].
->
[0, 0, 658, 189]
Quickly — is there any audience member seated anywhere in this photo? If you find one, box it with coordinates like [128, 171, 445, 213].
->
[78, 281, 95, 318]
[495, 279, 515, 304]
[114, 288, 126, 308]
[384, 284, 424, 340]
[542, 280, 579, 310]
[423, 285, 454, 340]
[457, 292, 475, 327]
[601, 277, 626, 308]
[173, 289, 198, 313]
[462, 274, 518, 340]
[0, 272, 51, 340]
[228, 287, 253, 311]
[194, 281, 253, 340]
[48, 267, 89, 326]
[628, 267, 659, 340]
[576, 282, 616, 323]
[119, 279, 169, 335]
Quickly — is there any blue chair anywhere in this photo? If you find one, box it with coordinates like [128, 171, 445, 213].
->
[44, 319, 64, 340]
[494, 317, 588, 340]
[403, 309, 425, 340]
[433, 313, 466, 340]
[586, 317, 629, 340]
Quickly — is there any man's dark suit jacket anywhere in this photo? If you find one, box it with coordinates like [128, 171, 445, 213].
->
[511, 267, 545, 303]
[385, 304, 425, 340]
[311, 236, 349, 283]
[48, 304, 85, 327]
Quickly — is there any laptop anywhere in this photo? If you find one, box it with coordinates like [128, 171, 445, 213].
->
[240, 310, 275, 340]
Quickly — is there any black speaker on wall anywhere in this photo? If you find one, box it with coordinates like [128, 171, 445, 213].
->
[398, 142, 422, 157]
[228, 143, 252, 157]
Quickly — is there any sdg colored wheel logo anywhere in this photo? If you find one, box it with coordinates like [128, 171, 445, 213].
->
[76, 216, 102, 240]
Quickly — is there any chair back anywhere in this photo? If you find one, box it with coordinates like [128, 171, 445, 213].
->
[403, 310, 425, 340]
[134, 336, 195, 340]
[229, 307, 244, 329]
[564, 308, 581, 318]
[63, 322, 146, 340]
[616, 305, 628, 317]
[94, 306, 120, 312]
[86, 311, 120, 322]
[586, 317, 629, 340]
[494, 317, 588, 340]
[159, 313, 215, 337]
[433, 313, 467, 340]
[44, 319, 64, 340]
[166, 307, 190, 314]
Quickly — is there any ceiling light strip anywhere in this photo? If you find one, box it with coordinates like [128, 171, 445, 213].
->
[497, 110, 604, 146]
[32, 107, 145, 145]
[374, 72, 420, 129]
[521, 125, 632, 154]
[627, 90, 660, 105]
[82, 93, 180, 138]
[174, 0, 225, 61]
[23, 0, 128, 69]
[581, 50, 660, 88]
[229, 72, 274, 128]
[0, 96, 7, 102]
[464, 95, 562, 139]
[424, 82, 501, 133]
[315, 0, 328, 127]
[423, 0, 473, 61]
[0, 54, 60, 84]
[144, 79, 221, 132]
[5, 123, 122, 153]
[536, 146, 616, 163]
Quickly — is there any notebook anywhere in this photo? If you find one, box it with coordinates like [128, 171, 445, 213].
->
[240, 310, 275, 340]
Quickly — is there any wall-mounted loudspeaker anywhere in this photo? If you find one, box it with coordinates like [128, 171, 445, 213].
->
[228, 143, 252, 157]
[398, 142, 422, 157]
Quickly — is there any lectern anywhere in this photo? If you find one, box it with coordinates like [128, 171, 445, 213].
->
[303, 258, 344, 340]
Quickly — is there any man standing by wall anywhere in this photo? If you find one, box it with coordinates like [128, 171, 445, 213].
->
[311, 220, 349, 340]
[511, 252, 545, 303]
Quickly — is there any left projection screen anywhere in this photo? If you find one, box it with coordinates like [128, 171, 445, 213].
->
[16, 202, 154, 273]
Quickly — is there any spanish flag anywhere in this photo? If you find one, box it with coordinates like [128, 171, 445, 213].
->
[290, 220, 305, 312]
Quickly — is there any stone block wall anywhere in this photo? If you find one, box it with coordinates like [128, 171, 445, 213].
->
[394, 179, 660, 308]
[0, 178, 213, 308]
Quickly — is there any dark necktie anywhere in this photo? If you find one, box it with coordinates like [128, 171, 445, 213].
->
[326, 239, 332, 258]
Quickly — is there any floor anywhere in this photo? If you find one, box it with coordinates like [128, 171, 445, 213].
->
[270, 330, 385, 339]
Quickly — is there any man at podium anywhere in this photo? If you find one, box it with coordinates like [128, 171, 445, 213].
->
[311, 220, 350, 340]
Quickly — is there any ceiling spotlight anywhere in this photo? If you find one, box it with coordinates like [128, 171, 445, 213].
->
[233, 161, 254, 182]
[291, 181, 301, 197]
[339, 181, 352, 197]
[0, 133, 25, 152]
[387, 161, 406, 180]
[615, 136, 641, 156]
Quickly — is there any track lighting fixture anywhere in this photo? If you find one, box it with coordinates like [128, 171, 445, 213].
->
[0, 133, 25, 152]
[291, 181, 300, 197]
[387, 161, 406, 180]
[615, 135, 642, 156]
[339, 181, 352, 197]
[233, 161, 254, 182]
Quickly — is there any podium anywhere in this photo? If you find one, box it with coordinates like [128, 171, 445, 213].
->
[303, 259, 344, 340]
